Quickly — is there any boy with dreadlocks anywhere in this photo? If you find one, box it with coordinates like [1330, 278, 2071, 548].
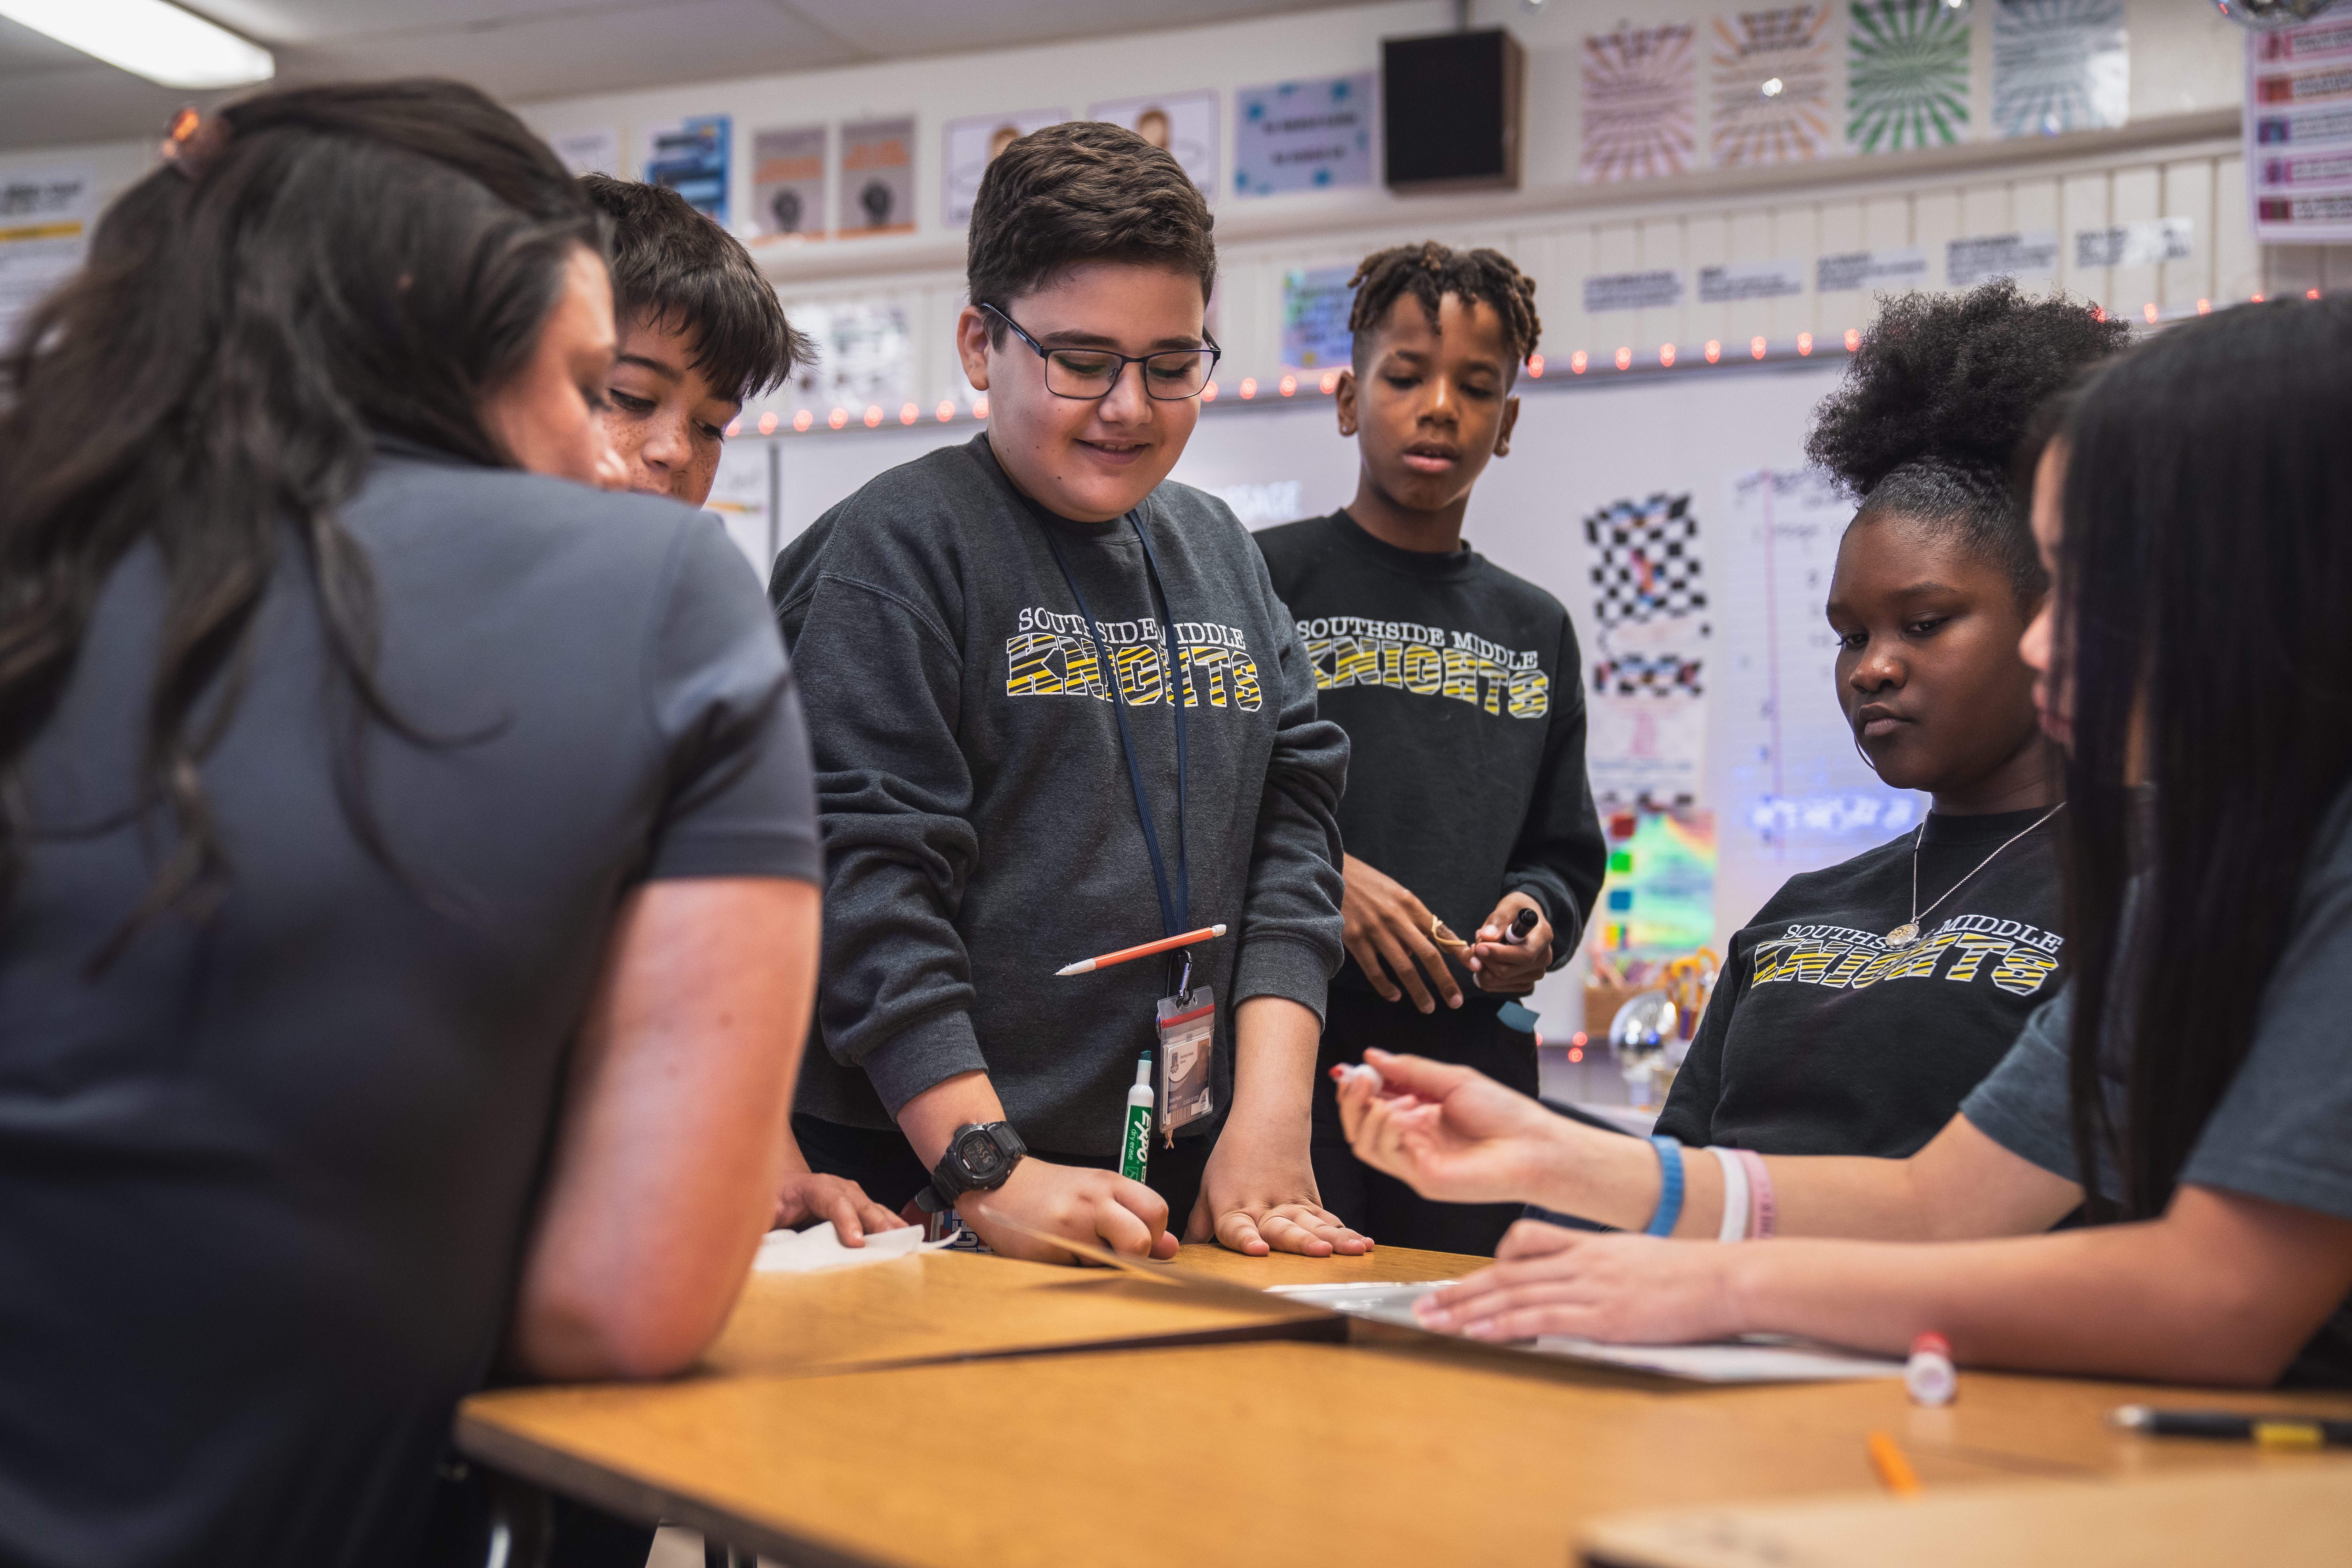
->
[1256, 241, 1605, 1255]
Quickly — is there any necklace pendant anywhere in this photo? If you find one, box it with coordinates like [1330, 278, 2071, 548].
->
[1885, 922, 1921, 950]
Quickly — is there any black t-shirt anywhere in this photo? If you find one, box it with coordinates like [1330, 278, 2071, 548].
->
[0, 450, 822, 1567]
[1254, 511, 1606, 1005]
[1656, 807, 2062, 1157]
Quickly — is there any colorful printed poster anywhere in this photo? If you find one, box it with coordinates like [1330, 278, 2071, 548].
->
[1233, 74, 1375, 196]
[1091, 91, 1219, 198]
[643, 115, 730, 226]
[1711, 7, 1835, 167]
[839, 117, 915, 237]
[1583, 24, 1698, 183]
[1592, 809, 1719, 953]
[781, 298, 914, 418]
[943, 108, 1066, 226]
[2246, 14, 2352, 244]
[1280, 264, 1356, 370]
[1848, 0, 1972, 153]
[1584, 492, 1709, 807]
[0, 165, 95, 349]
[549, 127, 619, 177]
[751, 125, 826, 241]
[1992, 0, 2129, 138]
[1711, 467, 1922, 933]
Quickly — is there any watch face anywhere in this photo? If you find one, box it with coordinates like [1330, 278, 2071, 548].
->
[954, 1126, 1006, 1182]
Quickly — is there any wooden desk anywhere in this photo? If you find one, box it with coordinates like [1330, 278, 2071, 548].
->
[1164, 1239, 1468, 1287]
[458, 1326, 2352, 1568]
[703, 1247, 1334, 1378]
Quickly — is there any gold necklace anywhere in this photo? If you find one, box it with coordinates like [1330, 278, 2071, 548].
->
[1886, 803, 2065, 950]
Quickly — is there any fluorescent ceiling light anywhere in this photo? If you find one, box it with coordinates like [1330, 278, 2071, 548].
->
[0, 0, 274, 90]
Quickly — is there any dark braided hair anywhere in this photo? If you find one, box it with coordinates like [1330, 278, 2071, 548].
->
[1805, 280, 2130, 607]
[1346, 241, 1541, 375]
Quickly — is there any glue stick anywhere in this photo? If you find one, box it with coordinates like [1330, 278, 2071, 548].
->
[1120, 1051, 1153, 1182]
[1905, 1332, 1957, 1406]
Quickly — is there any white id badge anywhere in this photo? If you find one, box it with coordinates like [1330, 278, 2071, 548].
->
[1154, 986, 1217, 1143]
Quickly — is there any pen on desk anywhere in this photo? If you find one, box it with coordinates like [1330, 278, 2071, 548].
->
[1055, 924, 1226, 976]
[2108, 1406, 2352, 1448]
[1867, 1431, 1921, 1497]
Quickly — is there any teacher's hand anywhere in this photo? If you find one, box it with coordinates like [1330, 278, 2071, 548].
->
[1410, 1221, 1738, 1344]
[1334, 1047, 1567, 1206]
[772, 1172, 903, 1244]
[1189, 1128, 1371, 1257]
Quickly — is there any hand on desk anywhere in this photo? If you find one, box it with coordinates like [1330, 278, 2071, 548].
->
[1411, 1222, 1736, 1346]
[958, 1158, 1180, 1265]
[1188, 1127, 1372, 1257]
[1466, 892, 1552, 994]
[1333, 1047, 1567, 1205]
[773, 1172, 902, 1245]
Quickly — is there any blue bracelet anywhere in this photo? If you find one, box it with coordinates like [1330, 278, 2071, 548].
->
[1645, 1135, 1685, 1237]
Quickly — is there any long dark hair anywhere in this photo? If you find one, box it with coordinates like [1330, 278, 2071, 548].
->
[0, 80, 601, 953]
[2055, 296, 2352, 1218]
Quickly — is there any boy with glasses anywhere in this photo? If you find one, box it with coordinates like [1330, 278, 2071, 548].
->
[770, 122, 1365, 1263]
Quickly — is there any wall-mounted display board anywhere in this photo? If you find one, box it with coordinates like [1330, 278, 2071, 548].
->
[643, 115, 730, 225]
[1233, 73, 1375, 196]
[839, 117, 915, 236]
[2245, 12, 2352, 244]
[751, 125, 827, 242]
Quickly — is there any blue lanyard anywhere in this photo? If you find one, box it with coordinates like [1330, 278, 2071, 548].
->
[1036, 509, 1189, 943]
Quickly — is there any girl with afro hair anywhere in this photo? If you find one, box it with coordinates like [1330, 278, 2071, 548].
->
[1648, 281, 2131, 1163]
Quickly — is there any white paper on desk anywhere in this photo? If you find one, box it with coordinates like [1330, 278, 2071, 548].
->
[751, 1221, 952, 1274]
[1264, 1283, 1901, 1383]
[1533, 1334, 1902, 1383]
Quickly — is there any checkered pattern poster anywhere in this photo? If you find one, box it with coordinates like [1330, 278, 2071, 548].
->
[1584, 493, 1709, 806]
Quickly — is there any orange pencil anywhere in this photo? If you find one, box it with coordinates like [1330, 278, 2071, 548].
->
[1867, 1430, 1921, 1497]
[1055, 924, 1227, 976]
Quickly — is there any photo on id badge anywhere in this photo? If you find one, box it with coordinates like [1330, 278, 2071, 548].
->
[1155, 982, 1216, 1145]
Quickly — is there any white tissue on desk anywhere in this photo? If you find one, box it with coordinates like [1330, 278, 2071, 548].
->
[752, 1221, 952, 1274]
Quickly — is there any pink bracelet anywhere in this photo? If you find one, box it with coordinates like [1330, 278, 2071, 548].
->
[1734, 1147, 1775, 1238]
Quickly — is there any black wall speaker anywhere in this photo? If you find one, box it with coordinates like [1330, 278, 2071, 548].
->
[1382, 28, 1526, 194]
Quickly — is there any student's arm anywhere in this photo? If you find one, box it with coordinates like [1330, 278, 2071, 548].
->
[508, 879, 818, 1380]
[1195, 589, 1370, 1255]
[1467, 618, 1608, 992]
[1414, 1183, 2352, 1386]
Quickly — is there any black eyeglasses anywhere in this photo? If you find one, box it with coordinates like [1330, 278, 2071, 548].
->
[981, 303, 1220, 401]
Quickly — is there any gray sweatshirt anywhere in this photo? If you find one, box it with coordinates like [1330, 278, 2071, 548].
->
[770, 434, 1347, 1155]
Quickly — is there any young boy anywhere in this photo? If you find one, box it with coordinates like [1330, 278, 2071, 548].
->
[581, 173, 910, 1254]
[1255, 242, 1606, 1255]
[769, 122, 1365, 1264]
[581, 173, 808, 507]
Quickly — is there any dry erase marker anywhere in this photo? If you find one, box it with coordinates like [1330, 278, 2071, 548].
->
[1506, 907, 1540, 942]
[1904, 1332, 1957, 1406]
[1120, 1052, 1153, 1183]
[2108, 1406, 2352, 1447]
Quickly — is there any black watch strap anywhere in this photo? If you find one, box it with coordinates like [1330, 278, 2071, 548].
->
[917, 1120, 1026, 1212]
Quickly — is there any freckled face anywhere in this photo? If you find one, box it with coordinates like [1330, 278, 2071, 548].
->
[598, 313, 741, 508]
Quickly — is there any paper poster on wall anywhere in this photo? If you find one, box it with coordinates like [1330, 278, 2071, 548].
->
[1710, 7, 1834, 167]
[1583, 270, 1685, 313]
[1712, 467, 1922, 935]
[943, 108, 1066, 226]
[782, 298, 914, 418]
[2074, 217, 2191, 268]
[1091, 91, 1219, 198]
[1280, 265, 1356, 370]
[1698, 259, 1807, 304]
[1582, 24, 1698, 183]
[644, 115, 730, 226]
[0, 165, 94, 349]
[1946, 230, 2059, 286]
[751, 125, 827, 241]
[704, 437, 776, 573]
[839, 117, 915, 237]
[1847, 0, 1971, 153]
[550, 128, 619, 177]
[1992, 0, 2129, 139]
[1815, 247, 1929, 292]
[1233, 74, 1375, 196]
[2245, 16, 2352, 245]
[1584, 492, 1709, 806]
[1592, 809, 1719, 953]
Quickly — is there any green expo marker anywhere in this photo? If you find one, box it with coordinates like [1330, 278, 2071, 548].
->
[1121, 1051, 1154, 1182]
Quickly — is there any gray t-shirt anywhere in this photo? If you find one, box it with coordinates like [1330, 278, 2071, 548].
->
[1963, 795, 2352, 1385]
[0, 447, 821, 1566]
